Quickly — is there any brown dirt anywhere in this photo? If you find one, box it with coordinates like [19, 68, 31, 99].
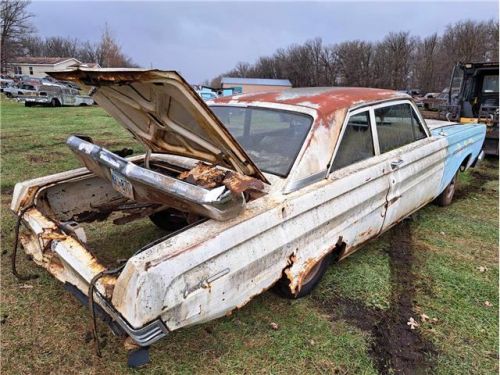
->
[314, 220, 436, 375]
[454, 167, 496, 201]
[25, 151, 65, 164]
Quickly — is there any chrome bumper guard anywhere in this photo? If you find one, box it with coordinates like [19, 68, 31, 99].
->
[65, 282, 169, 346]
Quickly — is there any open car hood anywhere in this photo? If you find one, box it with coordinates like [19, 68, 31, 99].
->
[48, 68, 268, 183]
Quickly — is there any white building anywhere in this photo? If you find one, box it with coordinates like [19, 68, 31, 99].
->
[7, 57, 99, 78]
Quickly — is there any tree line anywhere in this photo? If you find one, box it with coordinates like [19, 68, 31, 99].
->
[211, 19, 498, 93]
[1, 0, 136, 74]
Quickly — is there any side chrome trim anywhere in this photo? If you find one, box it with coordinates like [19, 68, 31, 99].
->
[283, 170, 328, 194]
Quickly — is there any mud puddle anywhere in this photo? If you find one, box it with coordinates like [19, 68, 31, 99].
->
[314, 220, 435, 374]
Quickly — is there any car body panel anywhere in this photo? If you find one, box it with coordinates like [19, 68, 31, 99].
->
[428, 121, 486, 192]
[10, 80, 486, 346]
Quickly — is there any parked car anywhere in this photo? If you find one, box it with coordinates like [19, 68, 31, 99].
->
[415, 92, 439, 108]
[419, 89, 448, 111]
[59, 80, 82, 91]
[10, 69, 485, 367]
[196, 90, 218, 101]
[3, 83, 38, 98]
[22, 84, 94, 107]
[0, 78, 15, 92]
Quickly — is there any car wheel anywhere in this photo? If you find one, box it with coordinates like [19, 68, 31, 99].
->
[149, 209, 188, 231]
[5, 92, 12, 98]
[51, 98, 60, 107]
[275, 252, 333, 299]
[25, 101, 32, 107]
[435, 172, 458, 206]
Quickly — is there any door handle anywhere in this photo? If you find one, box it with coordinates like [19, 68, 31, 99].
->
[390, 159, 404, 169]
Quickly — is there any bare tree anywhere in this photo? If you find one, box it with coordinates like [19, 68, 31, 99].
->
[95, 23, 136, 67]
[335, 40, 374, 87]
[233, 62, 251, 77]
[441, 20, 491, 63]
[212, 18, 497, 92]
[379, 31, 416, 89]
[1, 0, 34, 73]
[413, 33, 439, 93]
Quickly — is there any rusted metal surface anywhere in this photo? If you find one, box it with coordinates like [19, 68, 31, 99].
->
[213, 87, 408, 126]
[178, 162, 265, 194]
[17, 207, 116, 299]
[178, 162, 226, 189]
[11, 70, 486, 346]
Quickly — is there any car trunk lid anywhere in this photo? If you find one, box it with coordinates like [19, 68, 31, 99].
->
[48, 68, 268, 183]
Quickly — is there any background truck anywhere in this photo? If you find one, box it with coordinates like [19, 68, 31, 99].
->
[439, 61, 499, 156]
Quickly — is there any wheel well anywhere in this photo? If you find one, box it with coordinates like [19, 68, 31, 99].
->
[460, 154, 473, 171]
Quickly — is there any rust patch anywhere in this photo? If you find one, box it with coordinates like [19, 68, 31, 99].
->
[295, 257, 319, 291]
[178, 162, 265, 194]
[47, 251, 65, 273]
[222, 171, 265, 194]
[358, 227, 374, 238]
[178, 162, 226, 189]
[48, 69, 162, 86]
[102, 278, 116, 299]
[214, 87, 406, 127]
[40, 231, 67, 241]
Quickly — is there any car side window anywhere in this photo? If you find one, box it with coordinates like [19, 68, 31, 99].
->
[375, 103, 427, 153]
[330, 111, 374, 171]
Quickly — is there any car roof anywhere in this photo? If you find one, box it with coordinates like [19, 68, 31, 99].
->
[212, 87, 410, 117]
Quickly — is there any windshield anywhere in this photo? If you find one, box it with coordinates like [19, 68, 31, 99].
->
[210, 106, 313, 177]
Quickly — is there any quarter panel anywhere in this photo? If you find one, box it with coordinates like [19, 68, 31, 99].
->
[430, 124, 486, 193]
[113, 155, 391, 329]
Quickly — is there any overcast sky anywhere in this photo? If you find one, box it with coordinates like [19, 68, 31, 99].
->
[29, 1, 498, 83]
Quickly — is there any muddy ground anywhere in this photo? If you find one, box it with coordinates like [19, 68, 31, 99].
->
[314, 160, 497, 375]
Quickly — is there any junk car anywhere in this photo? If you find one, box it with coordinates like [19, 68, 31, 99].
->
[10, 68, 486, 366]
[22, 84, 94, 107]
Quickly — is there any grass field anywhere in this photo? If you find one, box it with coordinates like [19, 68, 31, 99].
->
[1, 98, 498, 374]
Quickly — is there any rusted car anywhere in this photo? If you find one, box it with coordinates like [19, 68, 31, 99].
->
[10, 69, 486, 366]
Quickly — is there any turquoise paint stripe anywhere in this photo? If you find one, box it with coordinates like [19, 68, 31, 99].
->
[430, 123, 486, 193]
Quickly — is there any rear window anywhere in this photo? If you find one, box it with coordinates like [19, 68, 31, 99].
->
[375, 103, 427, 153]
[210, 106, 312, 177]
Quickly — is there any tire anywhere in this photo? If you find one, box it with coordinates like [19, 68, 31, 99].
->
[435, 172, 458, 206]
[5, 92, 12, 98]
[149, 209, 188, 231]
[275, 252, 333, 299]
[25, 101, 32, 107]
[51, 98, 61, 107]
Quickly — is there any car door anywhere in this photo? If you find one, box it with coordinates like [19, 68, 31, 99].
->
[62, 87, 76, 105]
[371, 100, 446, 231]
[326, 107, 392, 255]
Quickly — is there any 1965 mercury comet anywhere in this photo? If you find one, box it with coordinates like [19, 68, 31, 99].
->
[10, 69, 486, 362]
